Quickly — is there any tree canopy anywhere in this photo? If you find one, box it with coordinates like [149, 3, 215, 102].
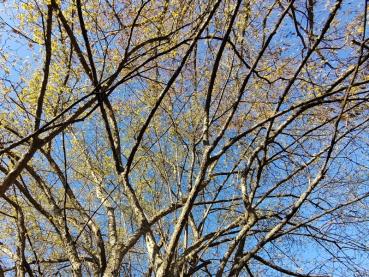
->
[0, 0, 369, 276]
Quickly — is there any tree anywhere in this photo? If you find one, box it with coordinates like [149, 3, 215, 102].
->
[0, 0, 369, 275]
